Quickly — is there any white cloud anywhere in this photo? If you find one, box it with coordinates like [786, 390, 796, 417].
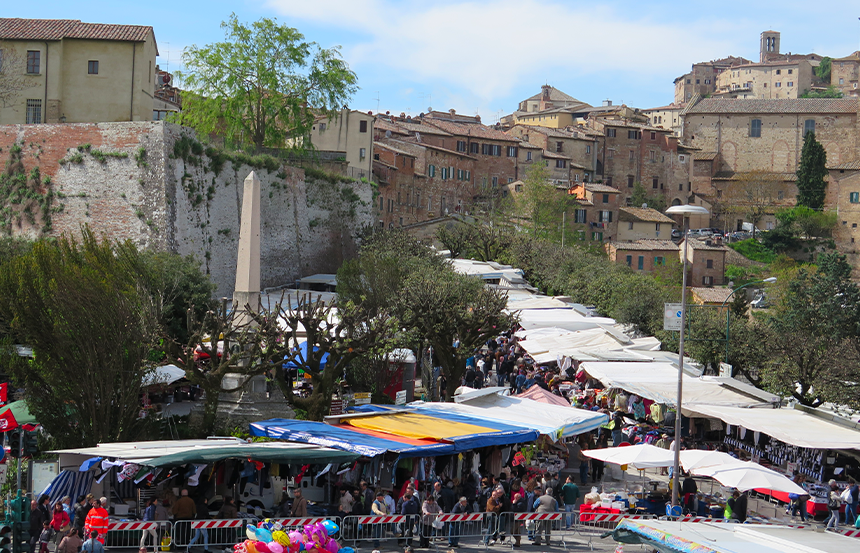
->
[264, 0, 737, 104]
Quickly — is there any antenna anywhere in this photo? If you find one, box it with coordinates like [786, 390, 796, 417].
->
[374, 91, 380, 114]
[165, 42, 170, 72]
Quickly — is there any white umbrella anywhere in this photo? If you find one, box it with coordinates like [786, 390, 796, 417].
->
[690, 461, 807, 494]
[582, 444, 675, 469]
[679, 450, 745, 472]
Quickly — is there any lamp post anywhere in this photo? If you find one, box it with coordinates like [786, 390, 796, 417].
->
[665, 204, 709, 507]
[720, 277, 777, 363]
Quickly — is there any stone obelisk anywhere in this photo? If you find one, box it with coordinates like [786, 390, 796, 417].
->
[233, 171, 261, 322]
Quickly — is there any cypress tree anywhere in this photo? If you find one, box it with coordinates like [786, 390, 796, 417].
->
[796, 131, 828, 209]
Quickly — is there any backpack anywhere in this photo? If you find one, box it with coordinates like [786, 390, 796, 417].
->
[828, 494, 840, 509]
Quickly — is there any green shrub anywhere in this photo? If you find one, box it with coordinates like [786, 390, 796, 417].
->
[728, 239, 777, 263]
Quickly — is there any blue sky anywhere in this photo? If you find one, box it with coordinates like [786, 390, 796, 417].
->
[6, 1, 860, 121]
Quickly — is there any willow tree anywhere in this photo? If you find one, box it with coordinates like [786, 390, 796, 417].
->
[177, 14, 358, 151]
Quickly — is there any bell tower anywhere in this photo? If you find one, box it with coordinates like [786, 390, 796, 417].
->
[760, 31, 780, 62]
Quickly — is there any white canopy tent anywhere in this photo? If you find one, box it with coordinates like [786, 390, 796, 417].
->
[516, 308, 616, 332]
[579, 361, 779, 410]
[409, 392, 608, 440]
[582, 444, 675, 469]
[141, 364, 186, 387]
[685, 404, 860, 450]
[691, 461, 807, 495]
[679, 450, 743, 472]
[517, 326, 661, 364]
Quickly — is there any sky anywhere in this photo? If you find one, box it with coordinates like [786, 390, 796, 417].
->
[6, 1, 860, 122]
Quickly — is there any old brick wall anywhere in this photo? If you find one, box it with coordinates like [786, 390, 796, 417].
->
[0, 122, 373, 297]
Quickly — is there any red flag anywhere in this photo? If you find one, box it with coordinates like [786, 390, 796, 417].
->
[0, 383, 7, 404]
[0, 409, 18, 432]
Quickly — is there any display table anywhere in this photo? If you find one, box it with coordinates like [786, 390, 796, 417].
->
[754, 489, 841, 516]
[578, 504, 622, 522]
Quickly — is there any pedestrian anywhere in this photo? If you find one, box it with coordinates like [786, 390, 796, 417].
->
[511, 492, 526, 548]
[172, 490, 196, 547]
[419, 495, 441, 548]
[844, 478, 858, 525]
[50, 502, 71, 551]
[60, 497, 74, 529]
[532, 488, 558, 546]
[216, 497, 237, 520]
[448, 496, 471, 548]
[81, 531, 105, 553]
[57, 528, 83, 553]
[84, 499, 109, 545]
[38, 521, 51, 553]
[187, 495, 211, 553]
[827, 482, 842, 530]
[290, 489, 308, 518]
[360, 481, 375, 515]
[371, 492, 388, 548]
[561, 476, 579, 529]
[483, 489, 503, 546]
[139, 498, 159, 552]
[398, 488, 420, 547]
[74, 496, 91, 538]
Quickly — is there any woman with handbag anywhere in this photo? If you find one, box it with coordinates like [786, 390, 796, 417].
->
[50, 503, 71, 551]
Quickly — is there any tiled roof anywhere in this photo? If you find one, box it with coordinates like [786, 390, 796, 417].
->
[598, 119, 670, 132]
[682, 238, 728, 251]
[373, 141, 416, 158]
[643, 103, 685, 112]
[608, 240, 679, 251]
[834, 51, 860, 62]
[619, 207, 675, 223]
[516, 141, 542, 150]
[690, 287, 733, 304]
[392, 120, 453, 137]
[712, 170, 798, 182]
[828, 160, 860, 171]
[422, 118, 517, 142]
[540, 150, 570, 160]
[397, 137, 475, 159]
[686, 98, 859, 114]
[584, 183, 622, 194]
[524, 86, 584, 104]
[0, 18, 153, 43]
[693, 151, 719, 161]
[374, 119, 410, 135]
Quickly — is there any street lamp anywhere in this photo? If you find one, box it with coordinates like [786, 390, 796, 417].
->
[720, 277, 777, 363]
[665, 204, 709, 508]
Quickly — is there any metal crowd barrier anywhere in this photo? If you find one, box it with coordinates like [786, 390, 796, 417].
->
[421, 512, 497, 551]
[506, 512, 566, 549]
[340, 514, 406, 550]
[172, 519, 248, 548]
[573, 512, 657, 549]
[106, 521, 172, 550]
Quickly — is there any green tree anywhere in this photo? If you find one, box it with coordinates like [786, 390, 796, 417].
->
[515, 163, 577, 242]
[630, 182, 666, 212]
[762, 253, 860, 406]
[722, 171, 784, 240]
[177, 14, 358, 151]
[814, 57, 832, 82]
[0, 231, 159, 447]
[436, 223, 472, 258]
[800, 86, 843, 98]
[796, 131, 828, 210]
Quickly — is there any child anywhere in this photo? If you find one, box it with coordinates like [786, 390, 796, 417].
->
[39, 521, 52, 553]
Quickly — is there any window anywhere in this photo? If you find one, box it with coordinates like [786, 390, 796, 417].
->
[465, 170, 471, 181]
[319, 122, 326, 132]
[586, 145, 591, 154]
[650, 131, 656, 140]
[574, 209, 587, 223]
[556, 159, 567, 168]
[88, 60, 99, 75]
[441, 167, 448, 180]
[606, 177, 612, 186]
[776, 69, 781, 75]
[627, 130, 640, 139]
[649, 151, 656, 161]
[592, 232, 603, 241]
[26, 50, 40, 74]
[850, 192, 860, 204]
[598, 210, 612, 223]
[359, 148, 366, 159]
[804, 119, 815, 137]
[454, 140, 465, 152]
[787, 81, 793, 87]
[602, 194, 609, 203]
[508, 177, 513, 183]
[359, 120, 368, 133]
[652, 177, 659, 189]
[788, 69, 793, 74]
[749, 118, 762, 138]
[492, 176, 498, 188]
[628, 222, 634, 230]
[625, 255, 633, 267]
[608, 150, 614, 158]
[627, 176, 634, 188]
[428, 165, 436, 177]
[702, 275, 713, 285]
[607, 128, 616, 138]
[839, 77, 845, 85]
[526, 151, 532, 161]
[25, 99, 41, 124]
[507, 146, 517, 157]
[470, 142, 479, 154]
[679, 183, 684, 191]
[679, 154, 686, 163]
[637, 256, 644, 270]
[705, 79, 711, 84]
[457, 169, 464, 180]
[654, 256, 665, 265]
[556, 141, 563, 153]
[379, 196, 384, 211]
[778, 190, 784, 200]
[686, 79, 691, 84]
[775, 82, 781, 87]
[696, 79, 700, 84]
[706, 259, 713, 269]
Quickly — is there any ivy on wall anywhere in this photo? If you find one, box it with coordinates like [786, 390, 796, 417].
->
[1, 142, 63, 235]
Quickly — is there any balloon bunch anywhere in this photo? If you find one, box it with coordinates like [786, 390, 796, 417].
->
[235, 520, 352, 553]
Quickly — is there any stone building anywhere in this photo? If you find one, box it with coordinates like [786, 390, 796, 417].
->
[681, 238, 728, 286]
[674, 56, 750, 104]
[588, 117, 693, 207]
[507, 125, 598, 181]
[500, 85, 591, 127]
[642, 103, 685, 136]
[683, 97, 860, 229]
[605, 240, 680, 273]
[832, 52, 860, 97]
[309, 109, 376, 180]
[826, 163, 860, 274]
[0, 18, 158, 124]
[617, 207, 675, 241]
[568, 182, 623, 242]
[605, 238, 726, 285]
[714, 59, 819, 99]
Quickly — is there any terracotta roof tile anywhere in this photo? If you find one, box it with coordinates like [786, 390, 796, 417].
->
[828, 160, 860, 171]
[584, 183, 622, 194]
[687, 98, 859, 114]
[422, 118, 517, 142]
[0, 18, 153, 43]
[682, 238, 728, 251]
[619, 207, 675, 223]
[693, 151, 719, 161]
[540, 150, 569, 160]
[690, 287, 733, 304]
[608, 240, 679, 251]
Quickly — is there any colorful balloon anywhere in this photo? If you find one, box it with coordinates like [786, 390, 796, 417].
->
[288, 532, 303, 544]
[337, 548, 355, 553]
[321, 521, 339, 535]
[268, 541, 284, 553]
[272, 531, 290, 546]
[246, 542, 258, 553]
[246, 525, 258, 542]
[255, 542, 270, 553]
[256, 529, 274, 544]
[324, 538, 338, 553]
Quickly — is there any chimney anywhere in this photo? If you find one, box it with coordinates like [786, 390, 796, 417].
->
[449, 108, 456, 115]
[602, 99, 613, 107]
